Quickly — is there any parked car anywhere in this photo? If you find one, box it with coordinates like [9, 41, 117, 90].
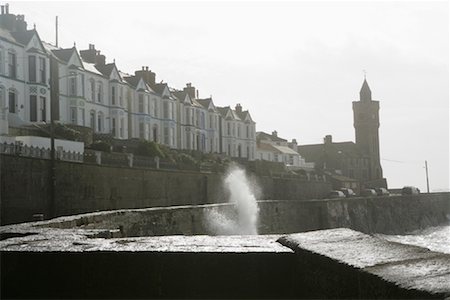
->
[339, 188, 356, 198]
[361, 189, 377, 197]
[328, 190, 346, 199]
[375, 187, 390, 196]
[401, 186, 420, 195]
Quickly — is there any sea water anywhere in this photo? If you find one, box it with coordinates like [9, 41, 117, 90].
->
[205, 165, 259, 235]
[378, 224, 450, 254]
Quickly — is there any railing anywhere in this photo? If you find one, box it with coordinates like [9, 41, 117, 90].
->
[0, 141, 83, 162]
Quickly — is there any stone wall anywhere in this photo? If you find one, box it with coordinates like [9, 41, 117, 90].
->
[39, 193, 450, 237]
[0, 154, 331, 225]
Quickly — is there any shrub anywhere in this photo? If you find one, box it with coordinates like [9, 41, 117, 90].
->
[90, 141, 112, 153]
[134, 140, 165, 158]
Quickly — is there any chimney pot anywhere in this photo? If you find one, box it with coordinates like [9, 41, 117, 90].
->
[145, 66, 149, 71]
[1, 6, 4, 15]
[5, 3, 9, 14]
[186, 83, 191, 88]
[272, 131, 278, 137]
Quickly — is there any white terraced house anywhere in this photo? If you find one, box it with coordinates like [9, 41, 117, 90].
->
[0, 6, 258, 160]
[0, 8, 51, 135]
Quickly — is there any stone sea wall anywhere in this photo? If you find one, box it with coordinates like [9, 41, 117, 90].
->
[38, 193, 450, 236]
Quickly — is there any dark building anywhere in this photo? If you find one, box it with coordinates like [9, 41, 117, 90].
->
[298, 79, 387, 191]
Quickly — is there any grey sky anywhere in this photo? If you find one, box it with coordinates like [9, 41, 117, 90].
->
[10, 1, 449, 191]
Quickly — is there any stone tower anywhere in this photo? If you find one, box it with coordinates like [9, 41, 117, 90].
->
[352, 79, 383, 181]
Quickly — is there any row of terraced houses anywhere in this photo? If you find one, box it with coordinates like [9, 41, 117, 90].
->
[0, 6, 258, 160]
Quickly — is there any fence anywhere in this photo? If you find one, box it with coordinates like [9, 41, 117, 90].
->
[0, 141, 83, 162]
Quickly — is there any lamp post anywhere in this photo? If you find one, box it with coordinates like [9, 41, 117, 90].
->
[49, 55, 78, 219]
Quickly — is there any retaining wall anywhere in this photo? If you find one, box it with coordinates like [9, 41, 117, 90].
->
[0, 154, 331, 225]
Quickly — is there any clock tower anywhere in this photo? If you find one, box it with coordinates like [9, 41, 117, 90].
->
[353, 79, 384, 182]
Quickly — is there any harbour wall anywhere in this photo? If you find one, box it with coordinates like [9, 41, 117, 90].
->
[42, 192, 450, 236]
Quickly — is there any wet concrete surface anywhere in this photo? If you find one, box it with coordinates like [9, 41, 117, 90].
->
[278, 228, 450, 298]
[1, 218, 450, 298]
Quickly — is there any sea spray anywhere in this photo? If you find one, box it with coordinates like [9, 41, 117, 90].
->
[206, 165, 259, 235]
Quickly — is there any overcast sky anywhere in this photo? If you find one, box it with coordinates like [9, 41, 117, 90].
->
[10, 1, 449, 191]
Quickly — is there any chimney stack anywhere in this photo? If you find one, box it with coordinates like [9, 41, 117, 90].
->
[183, 83, 196, 99]
[135, 66, 156, 87]
[324, 135, 333, 144]
[235, 103, 242, 113]
[272, 131, 278, 137]
[5, 3, 9, 14]
[1, 6, 5, 15]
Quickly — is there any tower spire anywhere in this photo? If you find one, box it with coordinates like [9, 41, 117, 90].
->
[359, 78, 372, 101]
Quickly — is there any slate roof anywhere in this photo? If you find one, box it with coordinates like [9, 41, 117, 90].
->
[216, 106, 230, 118]
[0, 27, 17, 44]
[298, 141, 364, 163]
[172, 90, 189, 102]
[52, 48, 75, 63]
[257, 143, 299, 155]
[123, 76, 140, 88]
[81, 59, 103, 76]
[256, 131, 287, 143]
[10, 29, 35, 45]
[95, 63, 115, 77]
[196, 98, 217, 112]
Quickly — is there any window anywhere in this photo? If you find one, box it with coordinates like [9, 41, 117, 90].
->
[138, 94, 144, 113]
[70, 107, 77, 124]
[227, 123, 230, 135]
[8, 90, 16, 113]
[80, 74, 85, 97]
[246, 126, 249, 138]
[139, 123, 145, 139]
[237, 124, 241, 138]
[90, 79, 95, 101]
[200, 112, 205, 129]
[171, 128, 175, 146]
[79, 108, 85, 126]
[120, 118, 124, 138]
[28, 56, 36, 82]
[185, 107, 189, 124]
[39, 96, 46, 121]
[210, 115, 213, 129]
[111, 86, 116, 105]
[0, 49, 3, 75]
[119, 86, 123, 106]
[163, 102, 169, 118]
[30, 95, 37, 121]
[39, 57, 46, 84]
[97, 113, 103, 132]
[0, 87, 4, 112]
[8, 51, 16, 79]
[164, 127, 169, 144]
[97, 82, 103, 103]
[154, 101, 158, 118]
[69, 77, 77, 96]
[152, 126, 158, 142]
[147, 96, 151, 115]
[90, 110, 96, 131]
[112, 118, 116, 136]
